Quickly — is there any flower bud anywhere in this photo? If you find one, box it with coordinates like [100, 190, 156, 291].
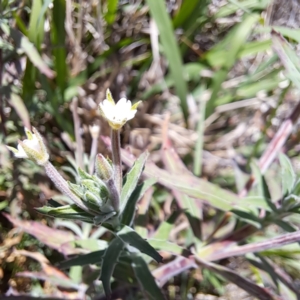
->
[7, 127, 49, 166]
[95, 154, 113, 181]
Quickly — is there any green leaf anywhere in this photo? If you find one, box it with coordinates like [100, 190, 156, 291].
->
[59, 250, 106, 269]
[154, 210, 181, 240]
[51, 0, 68, 99]
[172, 0, 200, 28]
[236, 76, 281, 98]
[100, 237, 125, 298]
[39, 0, 54, 25]
[131, 255, 165, 300]
[215, 0, 270, 18]
[176, 194, 202, 239]
[238, 40, 272, 58]
[259, 26, 300, 43]
[36, 204, 93, 223]
[121, 178, 156, 226]
[146, 0, 188, 124]
[9, 93, 31, 129]
[206, 14, 260, 68]
[231, 209, 261, 228]
[120, 152, 149, 213]
[147, 239, 185, 255]
[272, 30, 300, 91]
[117, 226, 163, 263]
[121, 150, 274, 214]
[279, 153, 296, 195]
[0, 23, 54, 78]
[205, 14, 259, 117]
[105, 0, 118, 25]
[274, 220, 297, 233]
[28, 0, 44, 49]
[0, 201, 8, 211]
[195, 256, 276, 300]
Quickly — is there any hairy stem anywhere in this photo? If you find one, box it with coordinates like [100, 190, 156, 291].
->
[44, 161, 94, 214]
[111, 129, 122, 195]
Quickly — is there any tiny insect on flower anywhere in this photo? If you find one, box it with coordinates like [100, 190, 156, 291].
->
[7, 127, 49, 166]
[99, 89, 141, 130]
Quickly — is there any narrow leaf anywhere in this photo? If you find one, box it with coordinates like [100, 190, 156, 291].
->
[194, 256, 275, 300]
[59, 250, 106, 269]
[28, 0, 44, 49]
[36, 204, 93, 223]
[131, 255, 166, 300]
[146, 0, 188, 123]
[154, 210, 181, 240]
[279, 153, 296, 195]
[117, 226, 163, 263]
[51, 0, 67, 97]
[121, 149, 273, 213]
[272, 30, 300, 91]
[105, 0, 118, 25]
[9, 93, 31, 129]
[147, 239, 185, 255]
[120, 152, 148, 213]
[1, 24, 55, 78]
[121, 178, 157, 226]
[205, 14, 259, 117]
[100, 237, 125, 299]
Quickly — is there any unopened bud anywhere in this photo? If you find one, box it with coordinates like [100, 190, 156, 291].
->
[7, 127, 49, 166]
[95, 154, 113, 181]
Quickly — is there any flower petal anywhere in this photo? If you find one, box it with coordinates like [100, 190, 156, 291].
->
[15, 144, 28, 158]
[99, 93, 140, 129]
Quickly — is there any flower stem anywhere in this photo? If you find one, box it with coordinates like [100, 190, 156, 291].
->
[44, 161, 94, 214]
[111, 129, 122, 195]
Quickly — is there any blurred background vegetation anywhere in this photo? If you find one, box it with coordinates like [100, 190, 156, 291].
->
[2, 0, 300, 299]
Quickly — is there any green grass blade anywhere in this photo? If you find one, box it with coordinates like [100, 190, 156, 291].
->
[146, 0, 188, 124]
[105, 0, 119, 25]
[215, 0, 270, 18]
[28, 0, 44, 49]
[205, 14, 259, 117]
[51, 0, 68, 100]
[272, 30, 300, 91]
[172, 0, 200, 28]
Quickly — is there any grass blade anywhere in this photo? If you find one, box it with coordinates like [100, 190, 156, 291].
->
[146, 0, 188, 124]
[205, 14, 259, 117]
[51, 0, 68, 99]
[105, 0, 119, 25]
[272, 30, 300, 91]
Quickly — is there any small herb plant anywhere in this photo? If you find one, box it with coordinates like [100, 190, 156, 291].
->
[7, 89, 163, 299]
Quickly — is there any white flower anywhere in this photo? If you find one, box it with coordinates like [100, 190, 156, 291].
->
[99, 89, 141, 130]
[7, 127, 49, 166]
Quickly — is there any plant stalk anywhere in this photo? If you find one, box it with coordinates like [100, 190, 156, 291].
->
[111, 129, 122, 195]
